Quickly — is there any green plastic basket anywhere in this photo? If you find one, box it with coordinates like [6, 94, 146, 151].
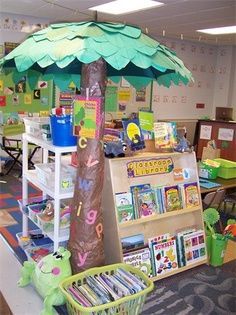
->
[59, 263, 154, 315]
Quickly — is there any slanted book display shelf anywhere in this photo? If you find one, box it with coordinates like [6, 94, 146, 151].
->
[102, 151, 207, 281]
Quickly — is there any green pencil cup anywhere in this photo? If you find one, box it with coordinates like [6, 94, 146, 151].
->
[210, 233, 228, 267]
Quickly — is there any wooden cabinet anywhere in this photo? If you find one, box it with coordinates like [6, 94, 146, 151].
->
[196, 120, 236, 161]
[102, 151, 207, 281]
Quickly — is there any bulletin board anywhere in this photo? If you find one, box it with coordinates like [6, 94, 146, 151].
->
[104, 79, 151, 119]
[0, 71, 54, 114]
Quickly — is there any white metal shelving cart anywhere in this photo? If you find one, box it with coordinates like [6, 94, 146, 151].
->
[22, 133, 77, 251]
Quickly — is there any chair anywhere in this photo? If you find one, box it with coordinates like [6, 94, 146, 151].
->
[202, 189, 226, 210]
[223, 192, 236, 215]
[202, 189, 226, 232]
[1, 136, 40, 176]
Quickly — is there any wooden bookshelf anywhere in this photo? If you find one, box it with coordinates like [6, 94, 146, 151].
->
[102, 151, 207, 281]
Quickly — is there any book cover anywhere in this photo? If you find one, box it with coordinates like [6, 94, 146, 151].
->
[162, 185, 182, 212]
[148, 233, 171, 276]
[115, 192, 134, 223]
[136, 189, 157, 218]
[121, 234, 144, 252]
[153, 186, 165, 214]
[151, 238, 179, 277]
[130, 184, 151, 218]
[183, 230, 207, 265]
[176, 228, 196, 267]
[123, 246, 152, 277]
[153, 122, 177, 150]
[182, 182, 200, 208]
[122, 118, 145, 151]
[73, 96, 102, 139]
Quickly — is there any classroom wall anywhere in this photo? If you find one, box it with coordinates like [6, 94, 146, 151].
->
[0, 12, 235, 121]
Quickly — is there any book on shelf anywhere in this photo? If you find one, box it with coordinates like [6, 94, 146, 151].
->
[123, 246, 152, 277]
[150, 237, 179, 277]
[153, 186, 165, 214]
[115, 192, 134, 223]
[162, 185, 182, 212]
[153, 121, 177, 150]
[182, 229, 206, 265]
[130, 184, 151, 218]
[135, 189, 157, 218]
[181, 182, 200, 208]
[176, 228, 196, 267]
[122, 118, 145, 151]
[121, 234, 145, 252]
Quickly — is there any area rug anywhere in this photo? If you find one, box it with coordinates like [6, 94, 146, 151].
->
[142, 260, 236, 315]
[0, 174, 41, 263]
[0, 210, 17, 227]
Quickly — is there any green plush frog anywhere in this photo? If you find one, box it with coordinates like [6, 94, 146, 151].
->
[18, 247, 72, 315]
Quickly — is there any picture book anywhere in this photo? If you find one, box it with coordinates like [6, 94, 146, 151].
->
[181, 182, 200, 208]
[122, 118, 145, 151]
[115, 192, 134, 223]
[151, 237, 179, 277]
[73, 96, 102, 139]
[148, 233, 171, 276]
[130, 184, 151, 218]
[183, 230, 206, 265]
[153, 186, 165, 214]
[123, 246, 152, 277]
[176, 228, 196, 267]
[121, 234, 144, 252]
[136, 189, 157, 218]
[162, 185, 182, 212]
[153, 121, 177, 151]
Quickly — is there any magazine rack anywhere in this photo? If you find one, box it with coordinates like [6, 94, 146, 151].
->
[102, 151, 207, 281]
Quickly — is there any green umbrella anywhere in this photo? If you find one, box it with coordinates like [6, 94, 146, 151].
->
[0, 21, 193, 274]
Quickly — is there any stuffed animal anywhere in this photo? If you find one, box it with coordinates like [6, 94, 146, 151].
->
[18, 247, 72, 315]
[104, 141, 127, 158]
[174, 128, 193, 153]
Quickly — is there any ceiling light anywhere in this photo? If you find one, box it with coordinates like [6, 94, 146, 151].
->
[197, 26, 236, 35]
[89, 0, 164, 15]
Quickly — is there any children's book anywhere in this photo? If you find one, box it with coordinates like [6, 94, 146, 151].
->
[122, 118, 145, 151]
[130, 184, 151, 218]
[121, 234, 145, 252]
[115, 192, 134, 223]
[181, 182, 200, 208]
[153, 186, 165, 214]
[136, 189, 157, 218]
[162, 185, 182, 212]
[176, 228, 196, 267]
[153, 121, 177, 151]
[123, 246, 152, 277]
[151, 237, 179, 277]
[148, 233, 171, 276]
[183, 230, 206, 265]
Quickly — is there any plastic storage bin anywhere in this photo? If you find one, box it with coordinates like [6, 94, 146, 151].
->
[37, 204, 70, 233]
[34, 162, 76, 192]
[50, 115, 77, 146]
[214, 158, 236, 179]
[59, 263, 154, 315]
[17, 196, 51, 216]
[23, 117, 50, 139]
[28, 200, 51, 224]
[198, 160, 220, 179]
[25, 243, 54, 262]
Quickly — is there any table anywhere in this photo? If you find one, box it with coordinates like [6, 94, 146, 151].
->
[200, 177, 236, 194]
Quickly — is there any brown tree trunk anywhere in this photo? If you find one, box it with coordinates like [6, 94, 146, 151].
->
[68, 58, 107, 274]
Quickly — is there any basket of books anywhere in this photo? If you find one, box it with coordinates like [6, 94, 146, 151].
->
[59, 263, 154, 315]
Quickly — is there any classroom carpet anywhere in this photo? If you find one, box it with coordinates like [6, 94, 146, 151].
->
[1, 174, 236, 315]
[0, 174, 41, 263]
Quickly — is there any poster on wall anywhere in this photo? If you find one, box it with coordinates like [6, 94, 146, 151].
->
[200, 125, 212, 140]
[105, 86, 118, 112]
[4, 42, 19, 55]
[218, 128, 234, 141]
[136, 87, 146, 102]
